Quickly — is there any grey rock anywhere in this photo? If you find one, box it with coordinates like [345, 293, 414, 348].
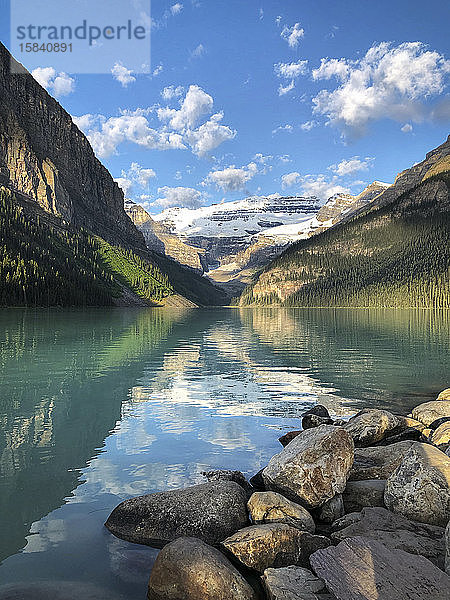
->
[343, 480, 386, 513]
[330, 512, 362, 532]
[249, 468, 266, 491]
[202, 469, 254, 496]
[263, 425, 354, 508]
[248, 491, 315, 533]
[222, 524, 331, 574]
[343, 409, 399, 446]
[349, 440, 414, 480]
[303, 405, 331, 419]
[310, 536, 450, 600]
[429, 416, 450, 429]
[331, 506, 445, 569]
[302, 415, 334, 429]
[147, 537, 257, 600]
[318, 494, 345, 524]
[446, 520, 450, 575]
[412, 400, 450, 427]
[0, 582, 125, 600]
[262, 566, 328, 600]
[384, 442, 450, 526]
[105, 481, 248, 547]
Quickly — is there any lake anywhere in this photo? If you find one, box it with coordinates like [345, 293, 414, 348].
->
[0, 307, 448, 597]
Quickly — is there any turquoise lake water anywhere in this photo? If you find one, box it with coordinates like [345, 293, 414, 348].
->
[0, 307, 448, 597]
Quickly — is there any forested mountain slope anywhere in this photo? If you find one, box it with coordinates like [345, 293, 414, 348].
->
[239, 140, 450, 309]
[0, 44, 225, 307]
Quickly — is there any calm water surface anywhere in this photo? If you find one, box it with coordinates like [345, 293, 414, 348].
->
[0, 308, 448, 596]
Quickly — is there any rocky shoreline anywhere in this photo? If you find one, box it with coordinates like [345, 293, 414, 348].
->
[105, 389, 450, 600]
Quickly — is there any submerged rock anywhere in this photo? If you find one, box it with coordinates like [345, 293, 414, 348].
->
[384, 442, 450, 527]
[222, 524, 331, 574]
[331, 506, 446, 569]
[147, 537, 257, 600]
[279, 431, 301, 447]
[263, 425, 354, 508]
[262, 566, 330, 600]
[248, 491, 315, 533]
[310, 536, 450, 600]
[412, 399, 450, 427]
[105, 481, 248, 547]
[0, 582, 125, 600]
[349, 440, 414, 480]
[343, 409, 399, 446]
[342, 479, 386, 513]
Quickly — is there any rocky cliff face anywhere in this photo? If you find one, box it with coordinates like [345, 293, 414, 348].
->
[124, 199, 204, 271]
[0, 43, 144, 249]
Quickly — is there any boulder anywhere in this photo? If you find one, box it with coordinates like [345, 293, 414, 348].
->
[222, 524, 331, 574]
[343, 409, 399, 446]
[446, 520, 450, 575]
[373, 427, 422, 446]
[302, 405, 333, 430]
[202, 469, 254, 496]
[431, 421, 450, 447]
[437, 388, 450, 401]
[342, 480, 385, 513]
[330, 512, 362, 532]
[147, 537, 257, 600]
[331, 507, 445, 569]
[249, 468, 266, 491]
[262, 566, 330, 600]
[317, 495, 344, 524]
[429, 416, 450, 429]
[248, 491, 315, 533]
[412, 400, 450, 427]
[310, 536, 450, 600]
[384, 442, 450, 526]
[279, 431, 301, 447]
[263, 426, 354, 508]
[349, 440, 414, 480]
[396, 415, 425, 432]
[105, 481, 248, 547]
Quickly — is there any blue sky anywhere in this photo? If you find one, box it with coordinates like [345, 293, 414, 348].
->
[1, 0, 449, 213]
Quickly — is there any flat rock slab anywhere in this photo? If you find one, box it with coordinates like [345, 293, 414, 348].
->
[343, 410, 399, 446]
[0, 582, 125, 600]
[105, 481, 248, 547]
[222, 523, 331, 574]
[248, 491, 315, 533]
[331, 506, 445, 569]
[262, 566, 332, 600]
[349, 441, 414, 481]
[384, 442, 450, 526]
[263, 425, 354, 508]
[147, 537, 257, 600]
[412, 400, 450, 427]
[310, 536, 450, 600]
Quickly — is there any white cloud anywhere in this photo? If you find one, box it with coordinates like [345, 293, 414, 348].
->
[275, 16, 282, 27]
[114, 177, 133, 196]
[161, 85, 185, 100]
[75, 85, 235, 158]
[312, 58, 349, 81]
[32, 67, 75, 97]
[156, 186, 206, 209]
[300, 120, 317, 131]
[114, 163, 156, 198]
[186, 112, 236, 156]
[259, 8, 264, 20]
[111, 62, 136, 87]
[158, 84, 213, 130]
[153, 64, 163, 76]
[274, 60, 308, 79]
[191, 44, 206, 59]
[204, 162, 258, 191]
[281, 172, 301, 189]
[311, 42, 450, 137]
[170, 3, 183, 16]
[278, 80, 295, 96]
[329, 156, 373, 177]
[272, 124, 293, 134]
[281, 23, 304, 48]
[401, 123, 413, 133]
[300, 175, 351, 200]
